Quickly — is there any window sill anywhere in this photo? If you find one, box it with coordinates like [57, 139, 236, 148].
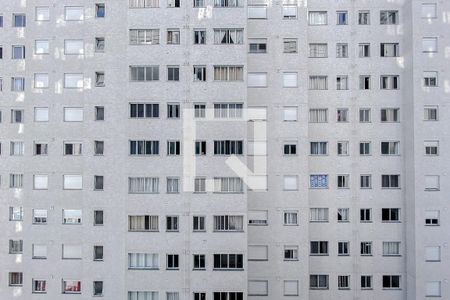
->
[128, 268, 159, 270]
[213, 268, 244, 271]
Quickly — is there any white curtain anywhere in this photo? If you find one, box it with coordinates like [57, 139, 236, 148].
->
[383, 242, 400, 255]
[309, 12, 327, 25]
[309, 76, 327, 90]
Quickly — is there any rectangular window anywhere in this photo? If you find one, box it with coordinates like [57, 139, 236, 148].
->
[167, 0, 180, 7]
[194, 29, 206, 44]
[32, 244, 47, 259]
[214, 29, 244, 44]
[309, 43, 327, 58]
[94, 141, 104, 155]
[336, 108, 348, 121]
[11, 109, 24, 123]
[194, 104, 206, 118]
[380, 43, 399, 57]
[248, 280, 268, 296]
[382, 208, 400, 222]
[128, 292, 159, 300]
[214, 0, 241, 7]
[63, 280, 81, 294]
[248, 210, 268, 225]
[359, 75, 371, 90]
[93, 281, 103, 296]
[11, 77, 25, 91]
[33, 209, 47, 224]
[336, 43, 348, 58]
[9, 272, 23, 286]
[425, 246, 440, 262]
[213, 140, 243, 155]
[193, 254, 206, 270]
[167, 66, 179, 81]
[167, 29, 180, 44]
[358, 10, 370, 25]
[95, 37, 105, 51]
[129, 103, 159, 118]
[32, 279, 47, 293]
[62, 244, 82, 259]
[381, 141, 400, 155]
[284, 211, 298, 225]
[213, 254, 243, 269]
[425, 175, 440, 191]
[129, 140, 160, 155]
[94, 210, 104, 225]
[35, 6, 50, 21]
[65, 7, 84, 21]
[129, 0, 160, 7]
[425, 210, 440, 226]
[309, 76, 327, 90]
[359, 108, 371, 122]
[9, 240, 23, 254]
[426, 282, 441, 297]
[337, 208, 349, 222]
[284, 175, 298, 190]
[94, 175, 104, 190]
[128, 215, 159, 231]
[283, 38, 297, 53]
[214, 66, 243, 81]
[359, 142, 371, 155]
[63, 209, 82, 224]
[9, 206, 23, 221]
[35, 107, 49, 122]
[422, 3, 437, 19]
[194, 177, 206, 193]
[338, 275, 350, 290]
[337, 175, 349, 188]
[12, 45, 25, 59]
[382, 275, 400, 289]
[310, 241, 328, 255]
[360, 209, 371, 222]
[248, 73, 267, 87]
[167, 254, 179, 269]
[359, 43, 370, 57]
[423, 71, 438, 87]
[361, 276, 372, 289]
[283, 72, 298, 87]
[213, 177, 243, 193]
[284, 141, 297, 155]
[422, 37, 438, 53]
[380, 75, 399, 89]
[360, 242, 372, 255]
[64, 39, 84, 55]
[308, 11, 327, 25]
[128, 177, 159, 193]
[193, 216, 206, 231]
[383, 241, 400, 256]
[309, 109, 328, 123]
[381, 175, 400, 188]
[214, 215, 244, 231]
[310, 208, 329, 222]
[64, 142, 82, 155]
[34, 174, 48, 189]
[167, 141, 181, 155]
[13, 14, 26, 27]
[336, 11, 347, 25]
[130, 66, 159, 81]
[310, 275, 329, 289]
[284, 245, 298, 261]
[34, 73, 49, 88]
[248, 6, 267, 19]
[282, 5, 297, 19]
[310, 142, 327, 155]
[129, 29, 160, 45]
[425, 140, 439, 156]
[64, 73, 84, 89]
[424, 106, 438, 120]
[380, 10, 398, 25]
[248, 245, 268, 261]
[166, 178, 179, 194]
[338, 241, 349, 256]
[193, 66, 207, 81]
[9, 174, 24, 188]
[360, 175, 372, 189]
[381, 108, 400, 122]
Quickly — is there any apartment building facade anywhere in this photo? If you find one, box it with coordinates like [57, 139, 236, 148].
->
[0, 0, 448, 299]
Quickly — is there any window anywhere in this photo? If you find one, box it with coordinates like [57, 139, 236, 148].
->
[310, 275, 328, 289]
[34, 107, 49, 122]
[360, 242, 372, 255]
[94, 175, 104, 190]
[129, 140, 160, 155]
[35, 7, 50, 21]
[167, 254, 179, 269]
[310, 175, 328, 188]
[214, 0, 241, 7]
[426, 282, 441, 297]
[130, 66, 159, 81]
[248, 280, 268, 296]
[423, 71, 438, 87]
[425, 141, 439, 155]
[360, 175, 372, 189]
[382, 275, 400, 289]
[309, 109, 328, 123]
[9, 272, 23, 286]
[94, 245, 103, 261]
[10, 141, 25, 156]
[359, 109, 371, 122]
[283, 72, 298, 87]
[167, 141, 181, 155]
[214, 66, 243, 81]
[9, 240, 23, 254]
[166, 215, 179, 231]
[193, 66, 207, 81]
[65, 7, 84, 21]
[95, 37, 105, 52]
[193, 216, 205, 231]
[424, 106, 438, 120]
[358, 10, 370, 24]
[62, 244, 82, 259]
[338, 275, 350, 290]
[128, 292, 159, 300]
[194, 29, 206, 44]
[214, 29, 244, 44]
[34, 175, 48, 189]
[129, 0, 160, 7]
[309, 76, 328, 90]
[381, 141, 400, 155]
[32, 279, 47, 293]
[248, 5, 267, 19]
[64, 142, 82, 155]
[338, 241, 349, 256]
[63, 280, 81, 294]
[94, 72, 105, 87]
[310, 241, 328, 255]
[310, 208, 329, 222]
[425, 246, 440, 262]
[10, 174, 24, 188]
[128, 215, 159, 231]
[425, 210, 439, 226]
[248, 73, 267, 87]
[380, 75, 399, 89]
[13, 14, 26, 27]
[383, 242, 400, 256]
[382, 175, 400, 189]
[9, 206, 23, 221]
[283, 106, 297, 121]
[382, 208, 400, 222]
[213, 177, 243, 193]
[308, 11, 327, 25]
[32, 244, 47, 259]
[336, 11, 347, 25]
[360, 209, 372, 222]
[194, 104, 206, 118]
[11, 109, 24, 123]
[128, 253, 159, 269]
[309, 43, 327, 58]
[380, 43, 399, 57]
[214, 215, 244, 231]
[337, 175, 349, 189]
[284, 246, 298, 261]
[359, 142, 371, 155]
[93, 106, 104, 121]
[425, 175, 440, 191]
[64, 39, 84, 55]
[129, 103, 159, 118]
[336, 43, 348, 58]
[282, 5, 297, 19]
[34, 73, 49, 88]
[168, 0, 180, 7]
[213, 254, 243, 269]
[94, 141, 104, 155]
[359, 43, 370, 57]
[336, 108, 348, 121]
[381, 108, 400, 122]
[283, 38, 297, 53]
[95, 3, 105, 18]
[11, 77, 25, 91]
[167, 103, 180, 118]
[194, 177, 206, 193]
[357, 75, 371, 90]
[213, 293, 243, 300]
[284, 141, 297, 155]
[193, 254, 206, 270]
[337, 208, 349, 222]
[422, 37, 438, 53]
[93, 281, 103, 296]
[63, 209, 82, 224]
[94, 210, 103, 225]
[129, 29, 160, 45]
[12, 45, 25, 59]
[248, 245, 268, 261]
[214, 140, 243, 155]
[128, 177, 159, 193]
[33, 209, 48, 224]
[167, 29, 180, 44]
[422, 3, 437, 19]
[64, 74, 84, 89]
[284, 280, 299, 296]
[380, 10, 398, 25]
[361, 276, 372, 289]
[0, 15, 2, 27]
[284, 175, 298, 190]
[0, 46, 2, 59]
